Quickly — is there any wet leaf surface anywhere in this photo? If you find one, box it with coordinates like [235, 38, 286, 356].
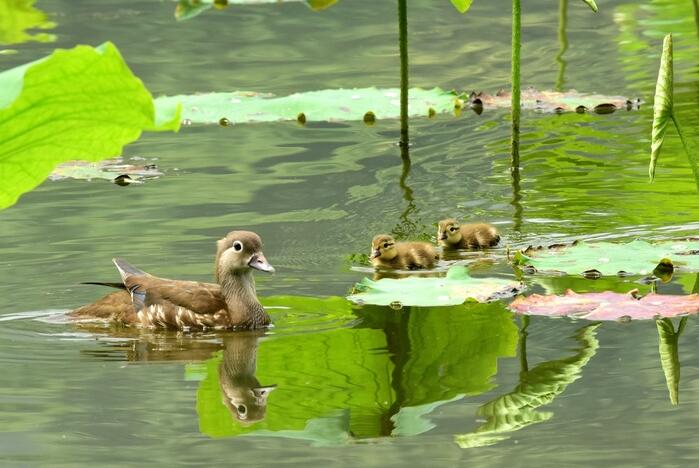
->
[509, 290, 699, 321]
[155, 87, 641, 125]
[347, 266, 522, 307]
[514, 239, 699, 277]
[49, 158, 163, 183]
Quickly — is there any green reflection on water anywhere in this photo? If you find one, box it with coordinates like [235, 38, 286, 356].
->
[193, 302, 517, 441]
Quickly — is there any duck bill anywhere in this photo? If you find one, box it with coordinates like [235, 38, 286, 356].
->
[438, 233, 447, 241]
[370, 249, 381, 259]
[248, 253, 275, 273]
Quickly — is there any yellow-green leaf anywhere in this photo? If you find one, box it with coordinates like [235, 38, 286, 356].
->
[582, 0, 598, 13]
[449, 0, 474, 14]
[650, 33, 673, 181]
[0, 42, 181, 210]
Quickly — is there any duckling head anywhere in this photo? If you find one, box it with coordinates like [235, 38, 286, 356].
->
[215, 230, 275, 281]
[438, 218, 462, 245]
[371, 234, 398, 261]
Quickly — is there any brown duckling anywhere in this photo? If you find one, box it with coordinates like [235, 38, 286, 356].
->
[70, 231, 275, 330]
[370, 234, 438, 270]
[438, 219, 500, 249]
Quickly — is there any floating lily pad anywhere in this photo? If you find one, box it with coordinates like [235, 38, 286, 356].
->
[174, 0, 337, 21]
[0, 42, 181, 210]
[347, 266, 522, 307]
[154, 87, 641, 125]
[509, 290, 699, 321]
[49, 159, 163, 184]
[514, 239, 699, 277]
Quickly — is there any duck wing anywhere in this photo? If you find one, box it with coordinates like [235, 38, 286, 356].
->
[113, 258, 226, 316]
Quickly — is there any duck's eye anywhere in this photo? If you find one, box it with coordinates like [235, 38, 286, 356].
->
[237, 404, 247, 416]
[450, 227, 457, 232]
[383, 243, 389, 248]
[232, 241, 243, 252]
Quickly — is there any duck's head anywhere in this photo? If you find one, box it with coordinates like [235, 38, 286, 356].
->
[215, 231, 275, 281]
[438, 218, 462, 244]
[371, 234, 398, 261]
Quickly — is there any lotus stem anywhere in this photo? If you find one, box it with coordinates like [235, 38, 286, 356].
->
[671, 113, 699, 194]
[398, 0, 409, 147]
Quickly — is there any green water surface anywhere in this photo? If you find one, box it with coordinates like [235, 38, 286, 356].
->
[2, 0, 699, 466]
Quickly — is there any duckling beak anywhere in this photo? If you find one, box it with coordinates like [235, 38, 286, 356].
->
[438, 232, 447, 241]
[248, 253, 275, 273]
[370, 249, 381, 259]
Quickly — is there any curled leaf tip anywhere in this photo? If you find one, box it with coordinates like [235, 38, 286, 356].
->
[582, 0, 598, 12]
[649, 33, 674, 183]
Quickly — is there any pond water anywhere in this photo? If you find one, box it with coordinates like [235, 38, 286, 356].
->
[2, 0, 699, 465]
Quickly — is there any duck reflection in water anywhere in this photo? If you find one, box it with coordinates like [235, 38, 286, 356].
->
[218, 331, 276, 424]
[79, 327, 275, 425]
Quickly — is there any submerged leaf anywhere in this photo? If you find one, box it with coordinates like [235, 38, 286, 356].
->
[581, 0, 598, 13]
[650, 34, 673, 181]
[347, 266, 522, 307]
[157, 87, 640, 125]
[510, 290, 699, 321]
[514, 239, 699, 277]
[0, 42, 181, 209]
[450, 0, 474, 14]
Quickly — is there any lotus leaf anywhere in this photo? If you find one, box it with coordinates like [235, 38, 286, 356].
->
[510, 290, 699, 321]
[347, 266, 522, 307]
[514, 239, 699, 277]
[155, 87, 640, 125]
[0, 42, 181, 209]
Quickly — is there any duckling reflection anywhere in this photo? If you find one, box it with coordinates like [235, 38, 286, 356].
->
[218, 332, 276, 424]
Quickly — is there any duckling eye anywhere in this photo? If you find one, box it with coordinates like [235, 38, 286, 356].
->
[237, 404, 247, 415]
[450, 227, 457, 232]
[383, 243, 389, 248]
[232, 241, 243, 252]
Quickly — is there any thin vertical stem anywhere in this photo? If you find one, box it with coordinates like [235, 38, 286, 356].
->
[398, 0, 409, 147]
[671, 113, 699, 194]
[511, 0, 522, 231]
[518, 315, 530, 374]
[693, 0, 699, 39]
[555, 0, 568, 91]
[511, 0, 521, 160]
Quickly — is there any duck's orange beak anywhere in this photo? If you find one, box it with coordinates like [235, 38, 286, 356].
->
[370, 248, 381, 259]
[248, 253, 275, 273]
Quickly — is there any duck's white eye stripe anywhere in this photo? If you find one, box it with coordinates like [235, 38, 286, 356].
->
[233, 241, 243, 252]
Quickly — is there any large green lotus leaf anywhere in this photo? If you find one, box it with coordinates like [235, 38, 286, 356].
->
[514, 239, 699, 277]
[0, 0, 56, 45]
[510, 291, 699, 321]
[196, 302, 518, 441]
[456, 324, 599, 448]
[347, 266, 522, 307]
[0, 42, 181, 209]
[155, 87, 640, 125]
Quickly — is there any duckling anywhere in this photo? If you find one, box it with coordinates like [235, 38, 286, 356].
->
[370, 234, 438, 270]
[70, 231, 275, 330]
[438, 219, 500, 249]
